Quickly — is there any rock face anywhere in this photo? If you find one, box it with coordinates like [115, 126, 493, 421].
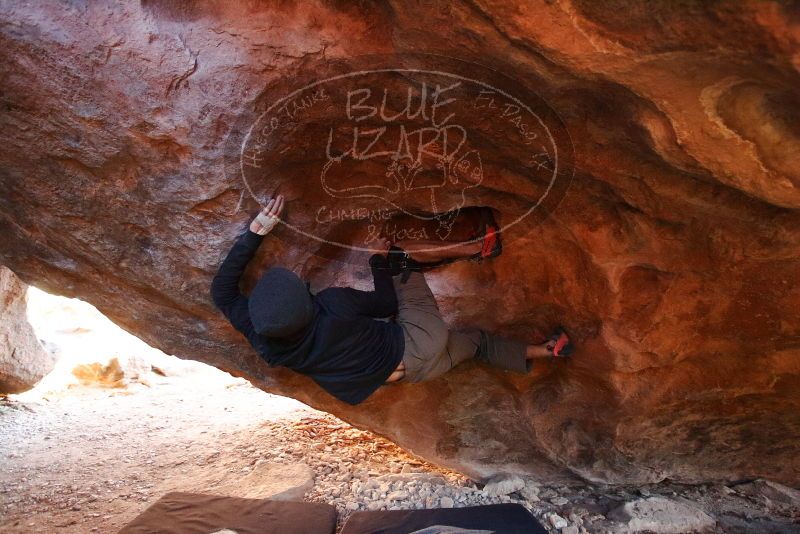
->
[1, 2, 799, 484]
[608, 497, 716, 534]
[215, 462, 315, 502]
[0, 266, 55, 394]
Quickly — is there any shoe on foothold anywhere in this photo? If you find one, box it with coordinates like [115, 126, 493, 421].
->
[469, 207, 502, 261]
[547, 327, 574, 358]
[480, 224, 501, 258]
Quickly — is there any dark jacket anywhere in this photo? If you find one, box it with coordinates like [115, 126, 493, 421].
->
[210, 230, 404, 405]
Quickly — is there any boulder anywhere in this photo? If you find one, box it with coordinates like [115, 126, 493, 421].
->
[547, 513, 569, 530]
[482, 474, 525, 497]
[0, 266, 56, 394]
[732, 479, 800, 510]
[608, 496, 715, 533]
[71, 355, 161, 388]
[0, 1, 799, 484]
[212, 461, 315, 502]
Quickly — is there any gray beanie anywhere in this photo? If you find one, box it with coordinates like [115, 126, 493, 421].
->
[248, 267, 313, 338]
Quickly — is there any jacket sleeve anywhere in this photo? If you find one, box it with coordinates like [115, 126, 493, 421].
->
[348, 255, 398, 318]
[210, 230, 264, 338]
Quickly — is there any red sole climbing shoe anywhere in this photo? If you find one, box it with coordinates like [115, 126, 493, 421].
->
[481, 225, 500, 258]
[548, 327, 574, 358]
[471, 208, 502, 260]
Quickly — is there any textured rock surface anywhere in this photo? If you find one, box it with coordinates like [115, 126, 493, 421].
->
[1, 1, 799, 485]
[608, 496, 716, 533]
[0, 266, 55, 394]
[215, 461, 315, 502]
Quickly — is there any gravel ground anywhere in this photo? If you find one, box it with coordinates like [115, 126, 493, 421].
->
[1, 289, 798, 533]
[2, 374, 798, 533]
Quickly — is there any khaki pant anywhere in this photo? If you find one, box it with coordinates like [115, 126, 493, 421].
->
[393, 272, 529, 383]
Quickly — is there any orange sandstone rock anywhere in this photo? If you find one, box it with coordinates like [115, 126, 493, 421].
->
[0, 1, 798, 484]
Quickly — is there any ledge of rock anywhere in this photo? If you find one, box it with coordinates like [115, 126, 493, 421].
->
[1, 2, 798, 485]
[0, 266, 55, 394]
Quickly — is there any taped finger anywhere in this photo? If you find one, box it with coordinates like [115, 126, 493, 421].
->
[254, 211, 279, 235]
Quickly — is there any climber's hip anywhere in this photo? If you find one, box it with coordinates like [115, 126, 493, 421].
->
[390, 272, 528, 383]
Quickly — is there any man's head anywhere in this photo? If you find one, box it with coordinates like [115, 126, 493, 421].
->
[248, 267, 313, 338]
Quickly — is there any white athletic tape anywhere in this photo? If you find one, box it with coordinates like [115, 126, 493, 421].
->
[254, 211, 278, 235]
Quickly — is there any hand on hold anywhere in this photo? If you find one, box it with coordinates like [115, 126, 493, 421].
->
[250, 195, 284, 235]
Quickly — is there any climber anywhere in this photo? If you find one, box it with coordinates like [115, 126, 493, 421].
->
[210, 195, 573, 405]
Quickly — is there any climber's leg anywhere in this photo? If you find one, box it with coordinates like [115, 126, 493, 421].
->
[408, 328, 537, 382]
[474, 331, 531, 373]
[394, 239, 480, 263]
[392, 207, 502, 264]
[390, 271, 449, 383]
[388, 271, 550, 383]
[526, 342, 553, 359]
[407, 329, 481, 382]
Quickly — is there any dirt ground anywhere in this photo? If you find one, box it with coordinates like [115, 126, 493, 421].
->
[0, 362, 512, 533]
[1, 289, 798, 534]
[1, 375, 317, 533]
[0, 288, 486, 533]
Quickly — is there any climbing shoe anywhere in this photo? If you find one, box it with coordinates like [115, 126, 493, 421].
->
[473, 207, 502, 260]
[547, 327, 574, 358]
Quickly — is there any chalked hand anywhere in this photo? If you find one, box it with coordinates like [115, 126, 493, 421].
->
[250, 195, 284, 235]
